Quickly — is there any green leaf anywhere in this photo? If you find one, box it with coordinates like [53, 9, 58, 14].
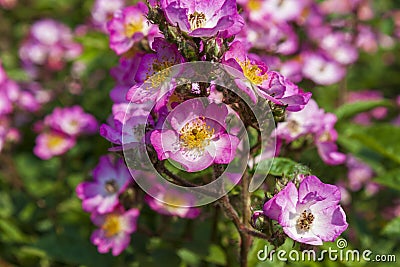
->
[374, 168, 400, 191]
[256, 157, 311, 178]
[334, 100, 392, 120]
[348, 125, 400, 164]
[34, 227, 116, 267]
[150, 249, 181, 267]
[204, 244, 226, 265]
[177, 248, 201, 266]
[382, 217, 400, 236]
[0, 219, 28, 243]
[0, 193, 14, 218]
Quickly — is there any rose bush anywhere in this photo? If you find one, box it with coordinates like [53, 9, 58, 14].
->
[1, 0, 400, 266]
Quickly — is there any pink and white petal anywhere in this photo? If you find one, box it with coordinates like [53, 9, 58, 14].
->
[111, 234, 131, 256]
[208, 134, 239, 164]
[90, 229, 104, 245]
[263, 195, 282, 222]
[97, 195, 119, 214]
[76, 182, 103, 199]
[122, 208, 140, 233]
[96, 233, 114, 254]
[170, 150, 214, 172]
[90, 212, 106, 227]
[311, 205, 348, 242]
[170, 100, 205, 131]
[204, 103, 228, 128]
[298, 175, 341, 209]
[82, 195, 104, 213]
[317, 142, 346, 165]
[93, 156, 117, 182]
[150, 130, 179, 160]
[100, 123, 123, 145]
[283, 225, 323, 245]
[264, 182, 298, 223]
[184, 207, 201, 219]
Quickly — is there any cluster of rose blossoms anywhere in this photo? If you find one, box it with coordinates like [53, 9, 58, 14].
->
[1, 17, 87, 156]
[2, 1, 399, 258]
[33, 106, 98, 160]
[0, 61, 52, 152]
[71, 0, 359, 255]
[237, 0, 398, 85]
[19, 19, 82, 78]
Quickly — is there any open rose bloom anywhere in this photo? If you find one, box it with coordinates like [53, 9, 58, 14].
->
[150, 98, 240, 172]
[91, 206, 139, 256]
[161, 0, 244, 37]
[263, 176, 348, 245]
[76, 156, 131, 214]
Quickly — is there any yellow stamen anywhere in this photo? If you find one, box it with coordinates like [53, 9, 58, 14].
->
[125, 20, 143, 37]
[102, 214, 122, 237]
[297, 210, 315, 231]
[147, 59, 174, 88]
[188, 12, 207, 30]
[179, 117, 214, 151]
[248, 0, 262, 11]
[47, 134, 64, 149]
[238, 59, 268, 85]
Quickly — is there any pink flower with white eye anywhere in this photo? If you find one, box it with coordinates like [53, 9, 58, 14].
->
[107, 3, 152, 55]
[76, 156, 131, 214]
[90, 206, 139, 256]
[150, 98, 240, 172]
[33, 131, 76, 160]
[302, 52, 346, 85]
[223, 41, 311, 111]
[144, 186, 200, 219]
[125, 38, 185, 105]
[275, 99, 323, 142]
[314, 112, 346, 165]
[264, 0, 306, 22]
[346, 155, 375, 192]
[91, 0, 125, 32]
[44, 106, 98, 137]
[19, 19, 82, 74]
[160, 0, 244, 38]
[275, 99, 346, 165]
[236, 0, 270, 23]
[320, 32, 358, 65]
[100, 112, 153, 151]
[263, 175, 348, 245]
